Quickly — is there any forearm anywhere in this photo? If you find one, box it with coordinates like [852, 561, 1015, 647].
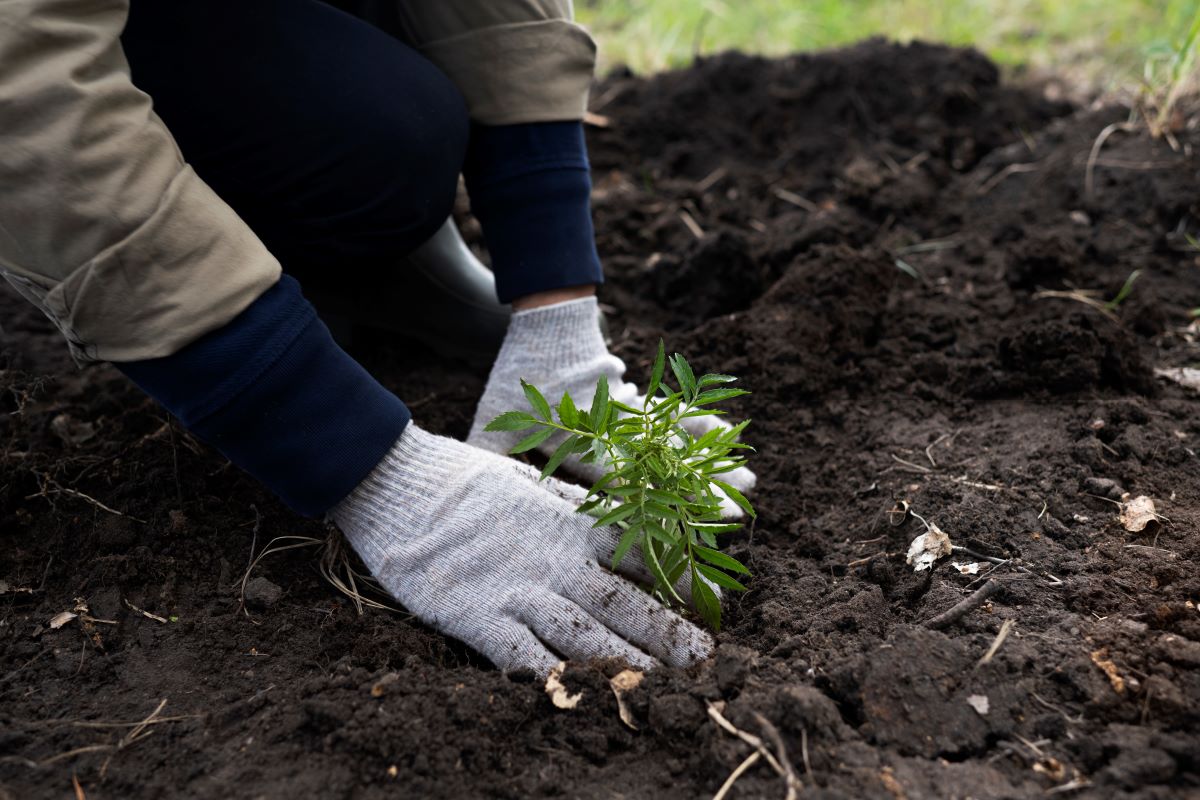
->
[118, 276, 410, 516]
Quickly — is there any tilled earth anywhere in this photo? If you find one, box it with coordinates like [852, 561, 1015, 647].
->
[3, 41, 1199, 799]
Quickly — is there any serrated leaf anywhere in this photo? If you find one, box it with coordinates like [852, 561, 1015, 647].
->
[643, 501, 682, 521]
[646, 488, 689, 506]
[611, 524, 642, 570]
[484, 411, 540, 432]
[590, 374, 610, 433]
[593, 503, 637, 529]
[509, 427, 553, 454]
[695, 563, 747, 591]
[669, 354, 696, 399]
[697, 373, 738, 387]
[693, 388, 750, 406]
[540, 436, 577, 480]
[522, 380, 552, 421]
[610, 399, 642, 415]
[711, 478, 755, 518]
[646, 339, 666, 401]
[691, 571, 722, 630]
[643, 518, 675, 546]
[575, 498, 603, 515]
[694, 545, 751, 574]
[557, 391, 579, 428]
[679, 409, 725, 420]
[692, 523, 744, 535]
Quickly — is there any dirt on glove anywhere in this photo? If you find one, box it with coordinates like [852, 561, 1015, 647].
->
[3, 40, 1199, 799]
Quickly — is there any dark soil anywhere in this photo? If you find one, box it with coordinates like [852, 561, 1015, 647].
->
[4, 40, 1200, 799]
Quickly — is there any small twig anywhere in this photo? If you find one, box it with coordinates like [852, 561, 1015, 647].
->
[976, 161, 1041, 196]
[924, 580, 1002, 629]
[696, 167, 728, 193]
[678, 209, 705, 239]
[25, 474, 145, 524]
[1047, 778, 1092, 795]
[712, 751, 761, 800]
[977, 619, 1015, 666]
[800, 727, 812, 778]
[925, 432, 953, 467]
[847, 551, 892, 569]
[1123, 544, 1178, 557]
[123, 599, 168, 624]
[1085, 121, 1138, 197]
[706, 702, 785, 776]
[890, 453, 932, 474]
[1032, 289, 1120, 323]
[752, 712, 802, 799]
[772, 187, 818, 212]
[952, 546, 1062, 586]
[1030, 692, 1084, 724]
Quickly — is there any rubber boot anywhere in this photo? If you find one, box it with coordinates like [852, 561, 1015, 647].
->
[309, 218, 512, 362]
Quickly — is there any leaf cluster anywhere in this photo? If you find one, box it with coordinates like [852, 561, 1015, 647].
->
[485, 340, 754, 630]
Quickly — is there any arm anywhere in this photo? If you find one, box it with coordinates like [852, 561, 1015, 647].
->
[0, 0, 279, 362]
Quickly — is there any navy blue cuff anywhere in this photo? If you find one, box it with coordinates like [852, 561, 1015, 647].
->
[463, 121, 603, 303]
[118, 275, 410, 516]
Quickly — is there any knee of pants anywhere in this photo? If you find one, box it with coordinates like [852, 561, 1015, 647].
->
[286, 61, 470, 269]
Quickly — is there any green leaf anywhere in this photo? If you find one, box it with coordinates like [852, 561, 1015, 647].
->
[610, 399, 642, 415]
[540, 436, 577, 480]
[643, 501, 683, 521]
[593, 503, 637, 529]
[669, 354, 696, 399]
[692, 523, 744, 535]
[611, 524, 642, 570]
[697, 373, 737, 387]
[575, 498, 604, 515]
[557, 391, 579, 428]
[509, 427, 553, 454]
[646, 488, 689, 506]
[690, 571, 722, 630]
[522, 379, 552, 421]
[711, 478, 756, 518]
[679, 409, 725, 420]
[693, 388, 750, 406]
[590, 374, 610, 433]
[696, 563, 747, 592]
[643, 518, 675, 547]
[644, 540, 685, 605]
[646, 339, 666, 400]
[484, 411, 540, 432]
[694, 545, 751, 574]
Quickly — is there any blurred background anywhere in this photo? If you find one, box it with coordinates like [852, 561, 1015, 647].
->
[577, 0, 1200, 95]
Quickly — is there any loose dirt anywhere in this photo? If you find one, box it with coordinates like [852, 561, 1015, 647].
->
[3, 41, 1199, 799]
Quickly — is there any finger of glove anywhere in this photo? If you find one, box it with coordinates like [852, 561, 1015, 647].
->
[483, 622, 561, 677]
[523, 592, 658, 670]
[589, 524, 700, 605]
[566, 565, 714, 668]
[676, 410, 731, 439]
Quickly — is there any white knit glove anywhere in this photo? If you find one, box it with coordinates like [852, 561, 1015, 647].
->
[330, 422, 715, 676]
[467, 297, 756, 515]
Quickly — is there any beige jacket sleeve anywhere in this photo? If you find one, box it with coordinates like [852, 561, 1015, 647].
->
[393, 1, 597, 124]
[0, 0, 281, 363]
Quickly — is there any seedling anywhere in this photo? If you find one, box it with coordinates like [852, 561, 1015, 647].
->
[1104, 269, 1142, 311]
[485, 341, 754, 630]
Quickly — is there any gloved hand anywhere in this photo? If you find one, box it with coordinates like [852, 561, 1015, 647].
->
[468, 296, 756, 515]
[330, 422, 715, 676]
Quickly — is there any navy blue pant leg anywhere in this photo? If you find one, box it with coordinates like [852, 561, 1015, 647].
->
[121, 0, 470, 274]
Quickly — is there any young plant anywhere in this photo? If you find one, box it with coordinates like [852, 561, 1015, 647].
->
[484, 341, 754, 630]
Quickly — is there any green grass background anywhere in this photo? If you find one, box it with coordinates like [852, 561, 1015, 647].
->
[577, 0, 1200, 90]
